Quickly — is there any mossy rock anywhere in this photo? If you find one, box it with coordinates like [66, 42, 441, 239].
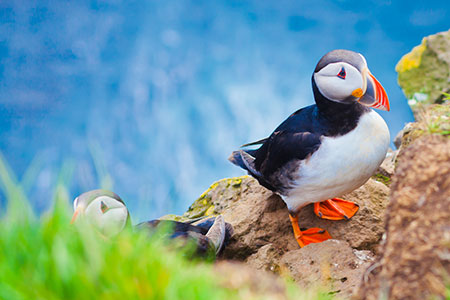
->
[396, 30, 450, 115]
[158, 214, 194, 222]
[399, 104, 450, 150]
[372, 173, 391, 186]
[183, 176, 248, 219]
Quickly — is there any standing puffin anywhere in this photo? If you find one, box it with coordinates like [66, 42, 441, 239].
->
[71, 189, 232, 257]
[229, 49, 390, 248]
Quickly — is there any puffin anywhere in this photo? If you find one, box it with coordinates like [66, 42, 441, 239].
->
[229, 49, 390, 248]
[71, 189, 233, 257]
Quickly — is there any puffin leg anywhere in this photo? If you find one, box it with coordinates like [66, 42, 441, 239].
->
[288, 214, 332, 248]
[314, 198, 359, 221]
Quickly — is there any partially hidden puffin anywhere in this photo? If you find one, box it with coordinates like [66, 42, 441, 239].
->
[229, 49, 390, 248]
[71, 189, 233, 257]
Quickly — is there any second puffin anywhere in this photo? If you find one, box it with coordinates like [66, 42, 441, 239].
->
[229, 49, 390, 248]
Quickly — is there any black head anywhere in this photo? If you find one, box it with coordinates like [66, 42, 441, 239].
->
[314, 49, 366, 73]
[312, 49, 389, 111]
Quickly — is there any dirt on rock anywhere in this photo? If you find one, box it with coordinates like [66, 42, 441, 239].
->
[354, 135, 450, 300]
[246, 240, 374, 298]
[214, 261, 288, 300]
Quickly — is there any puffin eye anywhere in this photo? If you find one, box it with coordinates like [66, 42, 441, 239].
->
[337, 67, 346, 79]
[100, 201, 109, 214]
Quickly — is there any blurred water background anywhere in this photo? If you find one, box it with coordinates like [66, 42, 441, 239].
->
[0, 0, 449, 221]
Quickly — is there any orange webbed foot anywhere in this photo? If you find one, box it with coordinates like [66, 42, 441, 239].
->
[289, 214, 332, 248]
[314, 198, 359, 221]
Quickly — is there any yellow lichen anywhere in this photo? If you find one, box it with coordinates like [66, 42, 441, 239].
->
[198, 182, 219, 199]
[204, 205, 215, 216]
[224, 176, 245, 188]
[200, 176, 248, 195]
[159, 214, 191, 222]
[183, 176, 250, 219]
[395, 39, 427, 73]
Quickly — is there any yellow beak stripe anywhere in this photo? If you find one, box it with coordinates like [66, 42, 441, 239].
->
[352, 88, 364, 98]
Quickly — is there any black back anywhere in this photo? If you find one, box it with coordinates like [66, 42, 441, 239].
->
[137, 220, 209, 235]
[135, 218, 233, 258]
[231, 76, 370, 194]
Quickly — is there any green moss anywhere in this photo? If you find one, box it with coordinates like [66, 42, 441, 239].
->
[204, 205, 216, 216]
[396, 37, 450, 113]
[183, 177, 248, 219]
[396, 40, 426, 73]
[184, 193, 214, 219]
[159, 214, 194, 222]
[227, 177, 244, 188]
[372, 173, 391, 186]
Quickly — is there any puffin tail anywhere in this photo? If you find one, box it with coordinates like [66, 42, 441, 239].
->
[205, 215, 227, 255]
[194, 217, 234, 246]
[228, 150, 246, 169]
[228, 150, 262, 178]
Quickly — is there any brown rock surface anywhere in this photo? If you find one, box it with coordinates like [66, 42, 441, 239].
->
[181, 174, 389, 297]
[280, 240, 374, 298]
[185, 176, 389, 259]
[245, 240, 374, 298]
[396, 104, 450, 151]
[354, 135, 450, 300]
[214, 261, 288, 300]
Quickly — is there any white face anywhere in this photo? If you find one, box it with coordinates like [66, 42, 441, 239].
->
[313, 62, 364, 102]
[83, 195, 128, 237]
[73, 197, 79, 211]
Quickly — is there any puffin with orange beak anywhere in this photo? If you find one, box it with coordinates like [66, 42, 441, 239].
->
[71, 189, 130, 237]
[71, 189, 232, 257]
[229, 49, 390, 248]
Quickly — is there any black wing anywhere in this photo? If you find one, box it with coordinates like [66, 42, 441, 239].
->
[229, 105, 323, 193]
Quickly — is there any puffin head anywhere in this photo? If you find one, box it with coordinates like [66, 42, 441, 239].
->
[71, 189, 130, 237]
[313, 49, 389, 111]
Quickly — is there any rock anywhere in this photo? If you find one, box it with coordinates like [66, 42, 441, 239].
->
[185, 176, 296, 260]
[396, 104, 450, 153]
[393, 129, 403, 149]
[185, 176, 389, 259]
[245, 244, 284, 273]
[280, 240, 374, 298]
[396, 29, 450, 114]
[354, 135, 450, 300]
[245, 240, 374, 298]
[295, 179, 390, 251]
[373, 149, 397, 186]
[179, 174, 389, 298]
[213, 261, 289, 300]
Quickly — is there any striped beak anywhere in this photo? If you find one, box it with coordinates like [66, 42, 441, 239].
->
[358, 70, 390, 111]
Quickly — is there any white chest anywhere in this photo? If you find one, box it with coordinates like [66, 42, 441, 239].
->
[283, 110, 390, 212]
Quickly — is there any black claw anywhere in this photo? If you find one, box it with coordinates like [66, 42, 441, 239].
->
[344, 215, 350, 220]
[318, 212, 323, 217]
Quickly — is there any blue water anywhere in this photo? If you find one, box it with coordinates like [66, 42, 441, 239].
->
[0, 0, 449, 221]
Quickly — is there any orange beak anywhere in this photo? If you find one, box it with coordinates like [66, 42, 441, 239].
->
[71, 207, 83, 224]
[358, 71, 390, 111]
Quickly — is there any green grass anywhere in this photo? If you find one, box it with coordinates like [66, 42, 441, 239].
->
[0, 155, 335, 300]
[0, 202, 230, 300]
